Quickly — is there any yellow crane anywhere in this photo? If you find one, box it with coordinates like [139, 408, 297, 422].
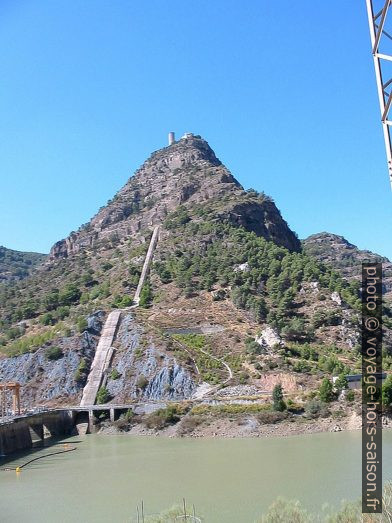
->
[0, 382, 21, 418]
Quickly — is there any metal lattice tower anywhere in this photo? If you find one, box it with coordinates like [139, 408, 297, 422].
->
[366, 0, 392, 186]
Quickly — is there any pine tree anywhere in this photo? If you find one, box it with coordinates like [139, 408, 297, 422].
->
[319, 378, 334, 403]
[272, 383, 286, 412]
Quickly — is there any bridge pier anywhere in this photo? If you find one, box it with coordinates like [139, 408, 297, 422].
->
[29, 423, 44, 442]
[0, 422, 32, 456]
[88, 410, 97, 434]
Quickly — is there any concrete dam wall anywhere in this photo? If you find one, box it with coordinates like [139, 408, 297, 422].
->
[0, 411, 74, 457]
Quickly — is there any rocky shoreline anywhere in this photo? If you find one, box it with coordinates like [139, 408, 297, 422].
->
[96, 407, 392, 439]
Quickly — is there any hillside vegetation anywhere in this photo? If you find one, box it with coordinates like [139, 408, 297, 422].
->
[0, 134, 391, 410]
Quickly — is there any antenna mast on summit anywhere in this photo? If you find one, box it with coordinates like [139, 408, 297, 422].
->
[366, 0, 392, 187]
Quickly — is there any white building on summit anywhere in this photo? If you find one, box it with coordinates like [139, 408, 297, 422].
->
[168, 131, 194, 145]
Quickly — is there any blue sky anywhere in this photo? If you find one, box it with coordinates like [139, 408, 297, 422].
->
[0, 1, 391, 258]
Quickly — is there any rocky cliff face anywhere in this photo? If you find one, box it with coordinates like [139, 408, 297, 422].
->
[106, 313, 196, 402]
[0, 310, 196, 407]
[0, 312, 103, 407]
[303, 232, 392, 300]
[50, 135, 300, 258]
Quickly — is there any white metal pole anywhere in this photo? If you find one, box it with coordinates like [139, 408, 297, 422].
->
[366, 0, 392, 187]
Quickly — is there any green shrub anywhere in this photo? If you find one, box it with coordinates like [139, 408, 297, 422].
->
[40, 312, 56, 326]
[123, 409, 134, 422]
[258, 482, 392, 521]
[139, 282, 153, 307]
[145, 404, 185, 430]
[113, 294, 133, 308]
[110, 368, 121, 380]
[281, 318, 308, 341]
[120, 295, 133, 307]
[75, 358, 88, 384]
[136, 375, 149, 389]
[77, 317, 88, 333]
[382, 375, 392, 407]
[102, 261, 113, 271]
[190, 403, 270, 416]
[164, 207, 190, 229]
[59, 284, 81, 306]
[46, 346, 63, 361]
[321, 355, 347, 375]
[173, 333, 205, 349]
[259, 497, 311, 522]
[96, 386, 110, 404]
[312, 310, 341, 328]
[257, 410, 288, 424]
[80, 293, 90, 304]
[113, 418, 130, 432]
[346, 389, 355, 402]
[239, 371, 250, 384]
[245, 337, 265, 355]
[177, 415, 203, 435]
[55, 306, 70, 320]
[292, 360, 311, 373]
[334, 373, 348, 392]
[2, 329, 57, 357]
[305, 398, 329, 418]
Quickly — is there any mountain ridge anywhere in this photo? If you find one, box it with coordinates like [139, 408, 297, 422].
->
[303, 232, 392, 300]
[49, 134, 301, 259]
[0, 134, 390, 415]
[0, 246, 46, 283]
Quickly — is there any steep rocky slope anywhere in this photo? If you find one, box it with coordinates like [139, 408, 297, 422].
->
[0, 246, 45, 282]
[303, 232, 392, 301]
[49, 134, 300, 258]
[0, 134, 389, 409]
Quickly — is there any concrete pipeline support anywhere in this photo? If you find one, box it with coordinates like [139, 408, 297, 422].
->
[133, 225, 160, 306]
[80, 310, 122, 406]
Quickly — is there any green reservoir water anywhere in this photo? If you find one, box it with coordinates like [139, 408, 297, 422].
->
[1, 431, 391, 522]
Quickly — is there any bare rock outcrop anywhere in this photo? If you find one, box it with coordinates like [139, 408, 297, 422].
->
[49, 135, 300, 259]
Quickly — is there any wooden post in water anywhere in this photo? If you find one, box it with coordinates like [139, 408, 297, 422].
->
[183, 498, 188, 522]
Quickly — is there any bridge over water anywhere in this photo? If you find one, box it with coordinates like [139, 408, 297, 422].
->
[0, 402, 165, 456]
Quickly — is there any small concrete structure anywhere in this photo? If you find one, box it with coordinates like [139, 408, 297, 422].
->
[333, 372, 387, 390]
[181, 132, 194, 140]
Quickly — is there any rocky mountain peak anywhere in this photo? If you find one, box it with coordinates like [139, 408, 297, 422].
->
[49, 135, 300, 259]
[304, 232, 359, 251]
[303, 232, 392, 300]
[155, 133, 223, 168]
